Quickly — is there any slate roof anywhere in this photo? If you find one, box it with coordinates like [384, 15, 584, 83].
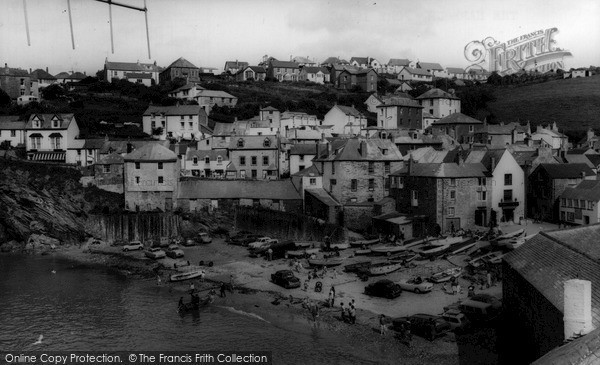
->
[321, 57, 349, 65]
[504, 225, 600, 330]
[416, 88, 460, 100]
[334, 105, 364, 117]
[26, 114, 75, 129]
[269, 60, 300, 69]
[177, 180, 301, 200]
[465, 149, 506, 171]
[82, 139, 107, 149]
[417, 62, 444, 70]
[586, 154, 600, 167]
[301, 66, 330, 74]
[564, 154, 596, 168]
[143, 105, 204, 116]
[290, 144, 320, 155]
[292, 164, 321, 177]
[105, 60, 161, 72]
[561, 180, 600, 201]
[292, 56, 313, 64]
[404, 147, 450, 164]
[99, 140, 169, 155]
[195, 89, 237, 99]
[224, 61, 248, 70]
[212, 122, 235, 136]
[387, 59, 411, 66]
[169, 82, 203, 93]
[124, 143, 177, 162]
[315, 138, 402, 162]
[305, 188, 340, 207]
[54, 72, 71, 79]
[29, 69, 56, 80]
[537, 163, 594, 179]
[261, 106, 279, 111]
[241, 66, 266, 74]
[392, 161, 489, 178]
[229, 135, 278, 150]
[432, 113, 483, 125]
[99, 152, 124, 165]
[377, 96, 422, 108]
[532, 326, 600, 365]
[166, 57, 198, 69]
[350, 57, 369, 65]
[339, 68, 376, 76]
[446, 67, 466, 74]
[0, 116, 26, 130]
[0, 66, 29, 77]
[70, 72, 86, 80]
[401, 67, 432, 76]
[125, 72, 152, 79]
[186, 149, 228, 161]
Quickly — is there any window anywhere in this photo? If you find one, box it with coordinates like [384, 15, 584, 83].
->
[204, 157, 210, 164]
[135, 176, 140, 184]
[478, 191, 487, 201]
[561, 211, 566, 221]
[193, 157, 198, 165]
[151, 121, 156, 129]
[237, 139, 245, 148]
[309, 178, 316, 185]
[585, 216, 590, 224]
[368, 179, 375, 191]
[351, 179, 357, 191]
[30, 136, 41, 149]
[449, 178, 456, 186]
[580, 199, 586, 208]
[10, 130, 16, 137]
[469, 125, 474, 132]
[251, 170, 257, 178]
[588, 201, 594, 210]
[450, 190, 456, 200]
[263, 138, 271, 147]
[263, 156, 269, 165]
[180, 115, 184, 120]
[51, 137, 61, 149]
[158, 162, 163, 170]
[135, 162, 140, 169]
[384, 161, 390, 173]
[429, 100, 433, 106]
[52, 120, 59, 128]
[503, 190, 512, 201]
[299, 155, 304, 161]
[447, 207, 455, 216]
[574, 199, 579, 208]
[478, 177, 486, 186]
[504, 174, 512, 186]
[158, 176, 164, 184]
[217, 156, 222, 164]
[103, 165, 110, 173]
[331, 162, 335, 175]
[367, 162, 374, 174]
[567, 212, 574, 222]
[568, 199, 573, 207]
[561, 198, 566, 206]
[251, 156, 257, 165]
[77, 149, 81, 156]
[239, 156, 246, 166]
[189, 115, 193, 120]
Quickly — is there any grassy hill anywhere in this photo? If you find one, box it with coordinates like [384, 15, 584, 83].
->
[487, 75, 600, 131]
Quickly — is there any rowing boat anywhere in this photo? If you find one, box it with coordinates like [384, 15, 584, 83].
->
[285, 248, 320, 258]
[429, 267, 463, 283]
[307, 257, 344, 267]
[170, 270, 204, 282]
[349, 238, 380, 247]
[362, 261, 404, 276]
[344, 261, 372, 273]
[370, 245, 407, 255]
[354, 248, 372, 255]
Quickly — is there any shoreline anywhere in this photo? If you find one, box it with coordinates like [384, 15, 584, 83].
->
[46, 242, 460, 364]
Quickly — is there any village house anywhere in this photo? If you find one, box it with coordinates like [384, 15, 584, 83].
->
[55, 71, 86, 85]
[502, 225, 600, 364]
[385, 59, 414, 74]
[291, 164, 323, 201]
[0, 63, 31, 99]
[559, 180, 600, 226]
[431, 113, 484, 144]
[397, 67, 433, 82]
[389, 157, 492, 236]
[289, 143, 325, 175]
[286, 126, 332, 144]
[67, 138, 105, 167]
[123, 143, 179, 212]
[159, 57, 201, 84]
[167, 83, 237, 114]
[349, 57, 381, 69]
[445, 67, 468, 80]
[29, 68, 56, 99]
[0, 116, 26, 148]
[416, 88, 461, 119]
[335, 68, 377, 92]
[416, 62, 446, 78]
[530, 123, 569, 150]
[93, 152, 124, 194]
[388, 130, 454, 155]
[376, 97, 424, 130]
[223, 61, 249, 75]
[235, 66, 267, 81]
[468, 68, 491, 82]
[176, 179, 302, 212]
[527, 163, 595, 222]
[267, 60, 300, 81]
[465, 149, 525, 223]
[569, 69, 593, 78]
[309, 138, 403, 230]
[323, 105, 367, 136]
[184, 149, 229, 178]
[577, 128, 600, 150]
[298, 66, 330, 84]
[142, 105, 208, 141]
[25, 114, 80, 163]
[279, 111, 320, 131]
[320, 57, 350, 67]
[103, 59, 162, 85]
[364, 93, 385, 113]
[98, 140, 170, 160]
[291, 56, 317, 67]
[472, 122, 530, 147]
[227, 135, 280, 180]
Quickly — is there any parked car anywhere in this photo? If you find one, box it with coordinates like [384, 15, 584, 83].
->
[364, 280, 402, 299]
[459, 299, 501, 323]
[397, 277, 434, 294]
[145, 247, 166, 259]
[165, 244, 184, 258]
[271, 270, 301, 289]
[250, 240, 295, 258]
[228, 233, 262, 246]
[248, 237, 276, 250]
[198, 232, 212, 244]
[441, 309, 471, 332]
[392, 314, 451, 341]
[122, 240, 144, 252]
[181, 239, 197, 247]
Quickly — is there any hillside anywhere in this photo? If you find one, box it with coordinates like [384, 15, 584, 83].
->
[486, 75, 600, 130]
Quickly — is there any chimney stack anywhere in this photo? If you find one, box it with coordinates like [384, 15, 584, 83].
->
[491, 157, 496, 172]
[564, 279, 594, 340]
[359, 140, 367, 156]
[126, 142, 134, 153]
[46, 67, 48, 73]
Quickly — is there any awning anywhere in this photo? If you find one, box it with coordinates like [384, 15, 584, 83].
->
[29, 133, 42, 138]
[31, 152, 66, 161]
[49, 133, 63, 138]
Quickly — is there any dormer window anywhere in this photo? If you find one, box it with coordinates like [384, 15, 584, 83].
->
[52, 119, 60, 128]
[32, 118, 40, 128]
[263, 138, 271, 147]
[204, 156, 210, 164]
[193, 157, 198, 165]
[381, 149, 387, 155]
[217, 156, 222, 164]
[237, 138, 245, 148]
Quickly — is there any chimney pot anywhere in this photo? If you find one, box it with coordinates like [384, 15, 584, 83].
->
[564, 279, 594, 340]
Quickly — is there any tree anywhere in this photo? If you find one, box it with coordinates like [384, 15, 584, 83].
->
[486, 71, 502, 85]
[41, 84, 66, 100]
[151, 127, 163, 136]
[0, 88, 11, 106]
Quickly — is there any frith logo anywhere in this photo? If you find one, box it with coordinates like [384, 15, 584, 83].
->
[464, 27, 572, 75]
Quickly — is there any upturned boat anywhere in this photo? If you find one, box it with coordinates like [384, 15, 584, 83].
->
[285, 248, 320, 258]
[387, 252, 418, 263]
[361, 261, 404, 276]
[370, 245, 407, 255]
[307, 257, 344, 267]
[170, 270, 204, 282]
[349, 238, 380, 247]
[328, 242, 351, 250]
[354, 248, 372, 255]
[413, 243, 452, 258]
[343, 261, 372, 273]
[429, 267, 463, 283]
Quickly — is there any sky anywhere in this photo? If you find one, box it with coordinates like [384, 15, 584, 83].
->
[1, 0, 598, 76]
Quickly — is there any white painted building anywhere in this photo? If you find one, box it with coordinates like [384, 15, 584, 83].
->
[560, 180, 600, 225]
[142, 105, 208, 141]
[25, 114, 80, 163]
[416, 88, 461, 119]
[323, 105, 367, 136]
[0, 116, 26, 148]
[397, 67, 433, 82]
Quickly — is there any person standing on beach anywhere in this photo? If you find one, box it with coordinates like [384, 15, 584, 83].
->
[229, 274, 235, 292]
[267, 248, 273, 261]
[340, 302, 346, 322]
[328, 288, 335, 307]
[349, 304, 356, 324]
[156, 275, 162, 285]
[379, 314, 387, 335]
[220, 282, 226, 298]
[189, 282, 195, 294]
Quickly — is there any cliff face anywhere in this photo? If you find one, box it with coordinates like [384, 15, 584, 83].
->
[0, 160, 123, 247]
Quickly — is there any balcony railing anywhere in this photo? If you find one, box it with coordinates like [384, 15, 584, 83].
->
[499, 198, 519, 207]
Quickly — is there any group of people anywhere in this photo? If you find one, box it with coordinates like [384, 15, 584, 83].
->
[339, 299, 357, 324]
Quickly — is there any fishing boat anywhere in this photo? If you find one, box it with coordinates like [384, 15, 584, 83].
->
[468, 251, 504, 268]
[361, 261, 404, 276]
[496, 228, 525, 240]
[370, 245, 407, 256]
[285, 248, 320, 258]
[402, 237, 434, 250]
[343, 261, 372, 273]
[294, 241, 318, 248]
[354, 248, 372, 255]
[328, 242, 351, 250]
[387, 252, 418, 264]
[429, 267, 463, 283]
[497, 234, 536, 250]
[447, 238, 478, 255]
[412, 243, 452, 258]
[349, 238, 380, 247]
[170, 270, 204, 282]
[307, 257, 344, 267]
